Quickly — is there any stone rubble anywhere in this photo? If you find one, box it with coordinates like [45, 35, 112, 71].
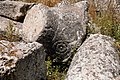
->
[0, 40, 46, 80]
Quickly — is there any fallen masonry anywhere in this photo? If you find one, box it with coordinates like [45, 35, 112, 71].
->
[0, 40, 46, 80]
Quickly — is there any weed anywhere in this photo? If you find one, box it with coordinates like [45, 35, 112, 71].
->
[0, 21, 21, 42]
[46, 57, 66, 80]
[87, 0, 120, 55]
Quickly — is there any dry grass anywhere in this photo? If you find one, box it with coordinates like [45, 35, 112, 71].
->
[17, 0, 83, 7]
[17, 0, 61, 7]
[88, 0, 120, 54]
[0, 21, 21, 42]
[88, 0, 97, 20]
[46, 57, 66, 80]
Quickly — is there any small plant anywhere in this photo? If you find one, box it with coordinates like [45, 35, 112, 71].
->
[87, 0, 120, 56]
[88, 1, 120, 40]
[0, 21, 21, 42]
[46, 57, 66, 80]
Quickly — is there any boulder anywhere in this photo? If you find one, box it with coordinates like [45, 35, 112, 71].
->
[46, 1, 88, 62]
[22, 4, 56, 61]
[0, 16, 23, 36]
[22, 3, 49, 42]
[0, 1, 34, 22]
[0, 40, 46, 80]
[66, 34, 120, 80]
[22, 1, 88, 62]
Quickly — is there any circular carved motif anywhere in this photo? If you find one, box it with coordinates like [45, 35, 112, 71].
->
[52, 40, 71, 62]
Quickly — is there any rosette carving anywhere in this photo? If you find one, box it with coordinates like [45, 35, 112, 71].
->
[52, 40, 71, 62]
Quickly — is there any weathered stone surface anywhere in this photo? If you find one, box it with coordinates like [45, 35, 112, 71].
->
[0, 16, 23, 36]
[0, 40, 46, 80]
[66, 34, 120, 80]
[22, 3, 49, 42]
[0, 1, 34, 21]
[22, 1, 88, 62]
[47, 1, 88, 62]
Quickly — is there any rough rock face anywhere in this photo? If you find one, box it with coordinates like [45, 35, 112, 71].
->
[66, 34, 120, 80]
[0, 40, 46, 80]
[0, 16, 23, 36]
[0, 1, 34, 21]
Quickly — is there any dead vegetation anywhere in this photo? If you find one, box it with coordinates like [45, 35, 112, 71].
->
[0, 21, 21, 42]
